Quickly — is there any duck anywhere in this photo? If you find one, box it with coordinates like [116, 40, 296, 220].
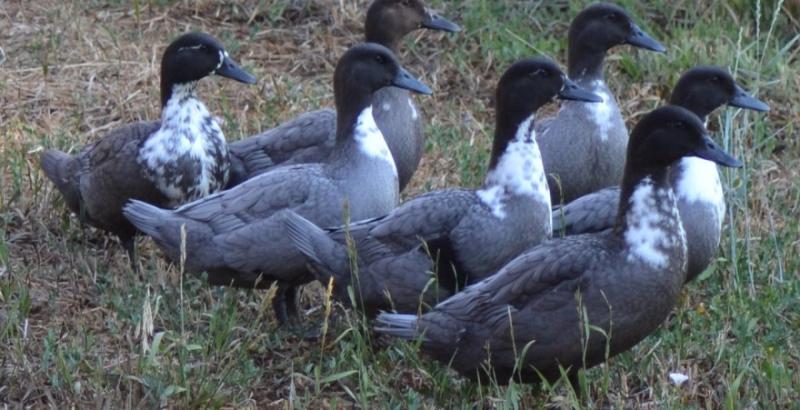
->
[553, 66, 769, 283]
[375, 105, 743, 387]
[536, 2, 666, 204]
[280, 57, 601, 316]
[123, 43, 432, 324]
[227, 0, 459, 191]
[40, 32, 256, 268]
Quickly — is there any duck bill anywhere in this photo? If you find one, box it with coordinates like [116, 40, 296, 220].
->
[559, 77, 603, 102]
[694, 135, 743, 168]
[421, 9, 461, 33]
[392, 67, 432, 95]
[626, 23, 666, 53]
[215, 54, 257, 84]
[730, 84, 770, 112]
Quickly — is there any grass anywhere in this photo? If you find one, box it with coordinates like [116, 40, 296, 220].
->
[1, 0, 799, 407]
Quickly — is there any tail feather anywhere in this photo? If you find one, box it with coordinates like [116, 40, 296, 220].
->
[280, 210, 349, 281]
[123, 200, 174, 241]
[374, 312, 422, 340]
[40, 149, 81, 213]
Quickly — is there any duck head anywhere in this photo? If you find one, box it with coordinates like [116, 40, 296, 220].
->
[334, 43, 431, 138]
[160, 32, 256, 106]
[365, 0, 460, 50]
[495, 57, 601, 137]
[626, 105, 743, 171]
[670, 66, 770, 118]
[568, 3, 665, 79]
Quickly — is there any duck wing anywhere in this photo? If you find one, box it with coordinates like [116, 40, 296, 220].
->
[552, 187, 619, 235]
[227, 109, 336, 186]
[42, 121, 162, 235]
[367, 188, 476, 247]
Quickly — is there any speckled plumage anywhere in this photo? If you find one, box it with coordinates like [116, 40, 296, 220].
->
[376, 105, 742, 386]
[125, 43, 432, 324]
[282, 59, 598, 316]
[138, 83, 230, 206]
[41, 32, 255, 266]
[227, 0, 458, 191]
[552, 66, 768, 282]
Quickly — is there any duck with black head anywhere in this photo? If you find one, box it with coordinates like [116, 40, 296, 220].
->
[553, 66, 768, 283]
[376, 105, 742, 388]
[124, 43, 432, 325]
[227, 0, 459, 191]
[280, 57, 601, 316]
[40, 32, 256, 269]
[536, 3, 666, 204]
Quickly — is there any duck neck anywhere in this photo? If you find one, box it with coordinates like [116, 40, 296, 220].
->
[335, 84, 375, 145]
[615, 165, 686, 270]
[568, 41, 606, 83]
[159, 83, 211, 127]
[161, 77, 196, 108]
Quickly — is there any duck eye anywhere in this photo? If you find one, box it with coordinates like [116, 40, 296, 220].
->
[711, 75, 721, 82]
[375, 55, 386, 64]
[605, 13, 618, 21]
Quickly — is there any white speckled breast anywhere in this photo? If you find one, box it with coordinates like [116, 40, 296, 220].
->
[478, 115, 551, 224]
[138, 83, 229, 207]
[624, 177, 686, 269]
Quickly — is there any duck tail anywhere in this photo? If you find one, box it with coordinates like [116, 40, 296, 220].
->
[124, 199, 190, 261]
[374, 313, 422, 340]
[280, 209, 349, 282]
[40, 149, 81, 213]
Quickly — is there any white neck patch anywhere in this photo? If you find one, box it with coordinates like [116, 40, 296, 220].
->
[353, 106, 397, 174]
[624, 177, 686, 269]
[138, 83, 228, 206]
[587, 80, 613, 142]
[674, 156, 725, 228]
[477, 114, 551, 222]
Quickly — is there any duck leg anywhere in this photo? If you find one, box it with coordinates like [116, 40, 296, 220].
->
[284, 285, 300, 319]
[120, 235, 139, 273]
[272, 283, 294, 325]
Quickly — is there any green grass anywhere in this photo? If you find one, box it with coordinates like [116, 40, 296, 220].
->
[1, 0, 798, 407]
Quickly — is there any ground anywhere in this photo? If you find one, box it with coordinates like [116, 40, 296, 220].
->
[1, 0, 799, 408]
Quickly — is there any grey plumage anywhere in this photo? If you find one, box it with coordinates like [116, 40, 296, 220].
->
[552, 66, 769, 282]
[552, 186, 618, 235]
[282, 58, 601, 316]
[40, 32, 255, 267]
[375, 105, 743, 386]
[41, 121, 163, 250]
[226, 0, 459, 191]
[125, 42, 432, 324]
[536, 3, 665, 204]
[282, 209, 450, 316]
[227, 110, 337, 187]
